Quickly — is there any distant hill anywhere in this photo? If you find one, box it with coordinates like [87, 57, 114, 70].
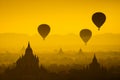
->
[0, 33, 120, 52]
[90, 33, 120, 45]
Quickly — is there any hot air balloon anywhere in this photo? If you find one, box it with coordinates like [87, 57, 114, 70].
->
[80, 29, 92, 45]
[92, 12, 106, 30]
[38, 24, 50, 40]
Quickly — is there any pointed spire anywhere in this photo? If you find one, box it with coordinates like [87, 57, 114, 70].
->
[25, 42, 33, 56]
[93, 54, 97, 63]
[28, 42, 30, 48]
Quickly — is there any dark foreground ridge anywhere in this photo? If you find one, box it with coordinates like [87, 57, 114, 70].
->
[0, 43, 120, 80]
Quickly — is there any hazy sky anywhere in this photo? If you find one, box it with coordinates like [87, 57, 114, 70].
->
[0, 0, 120, 35]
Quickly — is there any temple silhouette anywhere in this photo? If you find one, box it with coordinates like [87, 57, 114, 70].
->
[16, 42, 39, 72]
[1, 42, 48, 80]
[89, 54, 100, 70]
[87, 54, 105, 72]
[58, 48, 64, 54]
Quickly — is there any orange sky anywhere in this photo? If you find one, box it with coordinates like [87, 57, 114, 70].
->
[0, 0, 120, 35]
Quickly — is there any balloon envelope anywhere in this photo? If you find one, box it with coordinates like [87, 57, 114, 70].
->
[92, 12, 106, 30]
[80, 29, 92, 45]
[38, 24, 50, 40]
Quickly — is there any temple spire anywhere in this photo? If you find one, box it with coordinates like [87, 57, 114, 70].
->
[25, 42, 33, 56]
[28, 42, 30, 48]
[92, 54, 98, 63]
[16, 42, 39, 71]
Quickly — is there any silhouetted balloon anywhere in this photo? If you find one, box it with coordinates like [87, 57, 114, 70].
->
[92, 12, 106, 30]
[80, 29, 92, 45]
[38, 24, 50, 40]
